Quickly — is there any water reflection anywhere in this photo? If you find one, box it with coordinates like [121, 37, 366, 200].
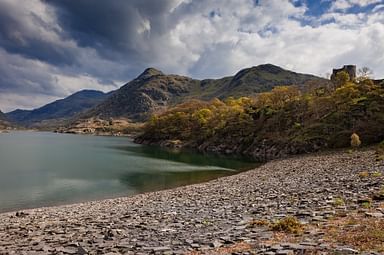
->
[119, 169, 230, 193]
[115, 144, 259, 193]
[112, 144, 257, 170]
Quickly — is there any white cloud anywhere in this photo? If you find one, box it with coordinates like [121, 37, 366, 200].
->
[372, 4, 384, 11]
[153, 0, 384, 79]
[0, 93, 60, 112]
[329, 0, 382, 11]
[349, 0, 383, 7]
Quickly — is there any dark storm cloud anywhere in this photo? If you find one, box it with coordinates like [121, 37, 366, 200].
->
[0, 49, 63, 96]
[0, 1, 77, 66]
[46, 0, 178, 61]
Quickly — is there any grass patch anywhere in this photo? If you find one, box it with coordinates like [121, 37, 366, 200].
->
[270, 216, 304, 234]
[324, 215, 384, 252]
[248, 219, 269, 228]
[358, 171, 369, 178]
[334, 197, 345, 206]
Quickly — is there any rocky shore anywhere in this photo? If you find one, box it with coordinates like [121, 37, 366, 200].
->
[0, 149, 383, 254]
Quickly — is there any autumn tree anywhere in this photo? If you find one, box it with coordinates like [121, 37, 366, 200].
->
[332, 71, 350, 88]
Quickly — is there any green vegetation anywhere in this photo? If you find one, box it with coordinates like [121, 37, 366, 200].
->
[137, 73, 384, 159]
[334, 197, 345, 206]
[360, 199, 372, 209]
[270, 216, 304, 234]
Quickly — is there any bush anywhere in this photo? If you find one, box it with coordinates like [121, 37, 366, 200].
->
[270, 216, 303, 234]
[351, 133, 361, 148]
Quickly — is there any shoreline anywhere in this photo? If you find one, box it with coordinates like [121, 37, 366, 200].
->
[0, 149, 383, 254]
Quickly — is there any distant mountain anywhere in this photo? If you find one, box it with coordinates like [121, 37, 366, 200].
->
[6, 90, 108, 127]
[0, 110, 11, 129]
[80, 64, 327, 121]
[0, 110, 6, 120]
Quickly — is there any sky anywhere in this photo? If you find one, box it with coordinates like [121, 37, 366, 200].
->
[0, 0, 383, 112]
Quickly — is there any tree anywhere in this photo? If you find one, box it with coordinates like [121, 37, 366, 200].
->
[333, 71, 350, 88]
[357, 66, 373, 80]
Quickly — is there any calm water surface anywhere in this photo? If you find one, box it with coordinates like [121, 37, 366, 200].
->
[0, 131, 257, 212]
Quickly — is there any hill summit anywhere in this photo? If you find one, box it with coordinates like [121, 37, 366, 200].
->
[137, 68, 164, 80]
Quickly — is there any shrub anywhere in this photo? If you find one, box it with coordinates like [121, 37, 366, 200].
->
[351, 133, 361, 148]
[334, 197, 345, 206]
[270, 216, 303, 234]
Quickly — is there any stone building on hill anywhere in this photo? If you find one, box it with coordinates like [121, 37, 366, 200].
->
[331, 65, 356, 82]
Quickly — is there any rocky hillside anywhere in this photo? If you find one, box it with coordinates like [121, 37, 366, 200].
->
[136, 76, 384, 160]
[6, 90, 109, 127]
[81, 64, 326, 121]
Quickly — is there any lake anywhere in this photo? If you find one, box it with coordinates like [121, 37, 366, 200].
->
[0, 131, 257, 213]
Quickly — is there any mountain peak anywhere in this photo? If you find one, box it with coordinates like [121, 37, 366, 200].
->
[233, 64, 285, 81]
[137, 67, 164, 80]
[254, 63, 284, 72]
[68, 89, 105, 98]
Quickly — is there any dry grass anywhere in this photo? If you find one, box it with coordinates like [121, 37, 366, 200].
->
[358, 171, 370, 178]
[270, 216, 304, 234]
[248, 216, 304, 234]
[185, 242, 252, 255]
[323, 210, 384, 252]
[248, 219, 269, 227]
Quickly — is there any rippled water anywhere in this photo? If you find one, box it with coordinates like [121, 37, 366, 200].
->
[0, 131, 257, 212]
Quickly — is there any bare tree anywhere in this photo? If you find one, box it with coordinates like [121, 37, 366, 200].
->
[357, 66, 373, 81]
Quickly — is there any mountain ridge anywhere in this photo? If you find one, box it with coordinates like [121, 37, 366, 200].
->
[6, 89, 108, 127]
[78, 63, 327, 122]
[6, 64, 328, 128]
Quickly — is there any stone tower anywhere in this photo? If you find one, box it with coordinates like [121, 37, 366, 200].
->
[331, 65, 356, 81]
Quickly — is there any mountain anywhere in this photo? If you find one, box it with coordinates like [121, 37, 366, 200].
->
[0, 110, 6, 120]
[0, 110, 11, 129]
[81, 64, 327, 121]
[6, 90, 108, 127]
